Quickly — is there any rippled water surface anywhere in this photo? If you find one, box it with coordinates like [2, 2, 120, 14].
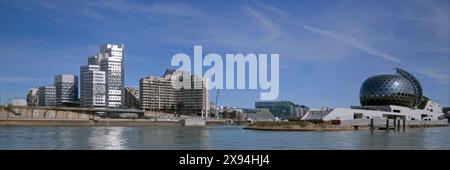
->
[0, 125, 449, 150]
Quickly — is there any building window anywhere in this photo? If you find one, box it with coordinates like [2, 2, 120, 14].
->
[353, 113, 363, 119]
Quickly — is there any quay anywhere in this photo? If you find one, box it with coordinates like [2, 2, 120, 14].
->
[0, 106, 232, 126]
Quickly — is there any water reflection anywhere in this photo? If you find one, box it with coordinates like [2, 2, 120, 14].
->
[140, 126, 210, 150]
[88, 127, 128, 150]
[55, 129, 74, 149]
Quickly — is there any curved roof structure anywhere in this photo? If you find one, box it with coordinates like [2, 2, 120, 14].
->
[360, 68, 423, 107]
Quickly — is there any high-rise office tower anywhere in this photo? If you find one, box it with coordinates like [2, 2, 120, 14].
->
[80, 65, 106, 107]
[54, 74, 78, 106]
[88, 44, 125, 108]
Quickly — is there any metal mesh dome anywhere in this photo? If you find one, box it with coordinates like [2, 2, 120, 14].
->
[360, 74, 418, 107]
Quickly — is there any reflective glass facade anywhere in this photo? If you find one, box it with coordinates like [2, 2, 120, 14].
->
[360, 74, 418, 107]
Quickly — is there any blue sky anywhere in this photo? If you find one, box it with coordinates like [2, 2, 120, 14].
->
[0, 0, 448, 108]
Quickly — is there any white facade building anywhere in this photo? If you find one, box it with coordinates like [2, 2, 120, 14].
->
[12, 99, 27, 106]
[140, 69, 210, 116]
[80, 65, 106, 107]
[302, 100, 444, 121]
[88, 44, 125, 108]
[302, 68, 446, 124]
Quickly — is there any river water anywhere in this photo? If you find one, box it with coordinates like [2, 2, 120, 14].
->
[0, 125, 449, 150]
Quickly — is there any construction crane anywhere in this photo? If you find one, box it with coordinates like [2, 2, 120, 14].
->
[215, 89, 220, 106]
[214, 89, 220, 118]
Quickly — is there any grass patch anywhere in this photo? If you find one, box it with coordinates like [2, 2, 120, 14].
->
[250, 121, 313, 127]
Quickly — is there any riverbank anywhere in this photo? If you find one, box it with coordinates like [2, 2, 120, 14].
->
[0, 118, 232, 126]
[244, 121, 357, 131]
[244, 120, 449, 131]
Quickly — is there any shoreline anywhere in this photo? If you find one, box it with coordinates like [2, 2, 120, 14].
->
[243, 121, 449, 131]
[0, 118, 448, 130]
[0, 118, 232, 127]
[243, 125, 450, 131]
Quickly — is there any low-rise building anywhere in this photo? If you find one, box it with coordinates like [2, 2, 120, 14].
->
[12, 99, 27, 106]
[26, 88, 39, 106]
[124, 87, 140, 109]
[302, 100, 444, 121]
[443, 107, 450, 115]
[242, 108, 275, 121]
[255, 101, 307, 119]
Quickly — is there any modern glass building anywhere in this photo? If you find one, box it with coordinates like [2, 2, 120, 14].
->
[360, 68, 423, 108]
[54, 74, 78, 106]
[38, 85, 56, 106]
[255, 101, 308, 119]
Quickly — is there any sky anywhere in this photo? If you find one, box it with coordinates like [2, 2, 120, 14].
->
[0, 0, 448, 108]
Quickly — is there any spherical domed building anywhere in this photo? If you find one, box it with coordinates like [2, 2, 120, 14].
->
[302, 68, 444, 122]
[360, 68, 423, 107]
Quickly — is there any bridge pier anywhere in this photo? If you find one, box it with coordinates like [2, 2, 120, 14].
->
[393, 118, 397, 130]
[403, 118, 406, 131]
[386, 118, 389, 131]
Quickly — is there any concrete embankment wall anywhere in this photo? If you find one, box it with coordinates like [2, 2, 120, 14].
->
[0, 119, 233, 126]
[0, 107, 233, 126]
[407, 119, 448, 126]
[0, 119, 94, 126]
[0, 118, 235, 126]
[0, 118, 181, 126]
[180, 118, 206, 126]
[0, 107, 95, 119]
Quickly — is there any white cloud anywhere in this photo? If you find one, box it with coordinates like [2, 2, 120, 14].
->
[245, 7, 281, 40]
[418, 69, 450, 84]
[302, 25, 401, 63]
[255, 2, 401, 64]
